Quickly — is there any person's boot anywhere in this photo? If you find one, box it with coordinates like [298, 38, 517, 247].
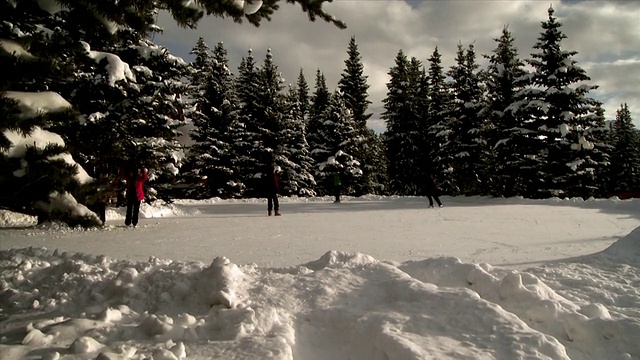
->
[268, 210, 272, 216]
[274, 210, 281, 216]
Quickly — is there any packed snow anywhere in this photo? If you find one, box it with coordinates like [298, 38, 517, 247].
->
[1, 195, 639, 360]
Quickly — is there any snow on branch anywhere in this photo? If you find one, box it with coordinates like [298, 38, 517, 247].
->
[0, 39, 36, 59]
[80, 41, 136, 86]
[2, 127, 93, 184]
[36, 0, 68, 14]
[4, 91, 72, 118]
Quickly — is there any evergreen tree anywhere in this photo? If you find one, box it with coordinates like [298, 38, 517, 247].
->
[365, 130, 389, 195]
[58, 22, 190, 203]
[189, 37, 214, 87]
[278, 85, 316, 196]
[235, 49, 286, 196]
[309, 69, 331, 124]
[307, 69, 331, 186]
[0, 0, 101, 226]
[425, 47, 454, 194]
[338, 36, 372, 130]
[185, 41, 243, 199]
[482, 26, 533, 197]
[382, 50, 424, 194]
[234, 50, 264, 196]
[316, 90, 363, 195]
[610, 104, 640, 194]
[524, 6, 610, 198]
[338, 36, 374, 195]
[411, 56, 430, 192]
[444, 43, 486, 195]
[296, 69, 310, 122]
[176, 37, 213, 197]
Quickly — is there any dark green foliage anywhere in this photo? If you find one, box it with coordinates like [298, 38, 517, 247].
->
[297, 69, 310, 121]
[337, 36, 382, 195]
[0, 2, 101, 226]
[307, 70, 331, 175]
[315, 90, 362, 195]
[233, 49, 286, 196]
[444, 43, 487, 195]
[382, 50, 426, 195]
[523, 6, 610, 198]
[609, 104, 640, 194]
[278, 85, 316, 196]
[424, 47, 454, 194]
[184, 40, 243, 199]
[481, 26, 533, 197]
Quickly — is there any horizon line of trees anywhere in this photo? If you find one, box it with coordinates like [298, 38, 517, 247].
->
[180, 6, 639, 200]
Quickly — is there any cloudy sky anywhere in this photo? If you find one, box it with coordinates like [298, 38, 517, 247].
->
[155, 0, 640, 132]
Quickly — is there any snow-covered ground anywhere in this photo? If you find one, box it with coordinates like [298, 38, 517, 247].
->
[1, 195, 639, 359]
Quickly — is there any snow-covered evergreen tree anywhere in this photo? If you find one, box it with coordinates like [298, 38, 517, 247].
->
[296, 69, 310, 122]
[425, 47, 454, 194]
[316, 90, 362, 195]
[338, 36, 375, 195]
[184, 40, 243, 199]
[339, 36, 372, 130]
[524, 6, 610, 198]
[234, 50, 264, 196]
[189, 37, 214, 88]
[235, 48, 286, 196]
[482, 26, 533, 197]
[278, 84, 316, 196]
[609, 104, 640, 194]
[444, 43, 486, 195]
[0, 0, 100, 226]
[382, 50, 424, 195]
[307, 69, 331, 180]
[58, 17, 190, 203]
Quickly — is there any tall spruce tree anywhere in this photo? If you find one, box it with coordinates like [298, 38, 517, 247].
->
[185, 41, 243, 199]
[338, 36, 375, 194]
[189, 37, 214, 88]
[610, 104, 640, 194]
[278, 84, 316, 196]
[307, 69, 331, 188]
[382, 50, 424, 194]
[338, 36, 372, 129]
[316, 90, 363, 195]
[235, 50, 264, 196]
[296, 69, 310, 121]
[58, 21, 190, 203]
[444, 43, 486, 195]
[0, 1, 104, 226]
[425, 47, 454, 194]
[482, 26, 533, 197]
[524, 6, 610, 198]
[235, 48, 286, 196]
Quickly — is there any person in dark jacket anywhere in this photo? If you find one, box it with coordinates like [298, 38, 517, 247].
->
[425, 171, 443, 208]
[332, 172, 342, 203]
[120, 164, 149, 227]
[266, 165, 281, 216]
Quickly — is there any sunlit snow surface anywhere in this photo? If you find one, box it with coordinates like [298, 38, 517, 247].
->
[1, 196, 639, 359]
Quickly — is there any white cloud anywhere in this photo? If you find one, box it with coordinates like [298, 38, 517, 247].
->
[155, 0, 640, 128]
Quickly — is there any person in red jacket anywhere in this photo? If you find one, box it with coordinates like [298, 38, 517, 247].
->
[120, 164, 149, 227]
[266, 164, 281, 216]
